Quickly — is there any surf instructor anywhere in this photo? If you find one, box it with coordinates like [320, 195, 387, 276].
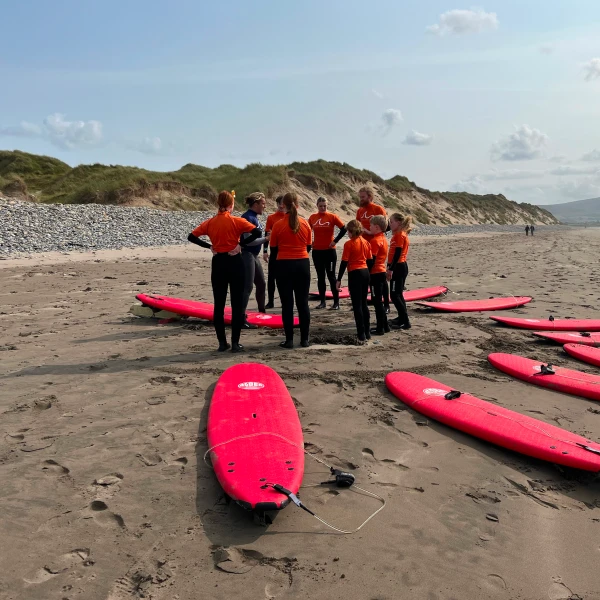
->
[188, 190, 261, 353]
[357, 186, 390, 313]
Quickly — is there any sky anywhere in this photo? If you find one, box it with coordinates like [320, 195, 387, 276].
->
[1, 0, 600, 205]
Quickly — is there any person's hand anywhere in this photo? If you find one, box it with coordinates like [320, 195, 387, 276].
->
[263, 252, 269, 263]
[211, 248, 217, 256]
[386, 270, 392, 282]
[336, 280, 342, 291]
[265, 232, 271, 239]
[329, 241, 336, 248]
[228, 244, 242, 256]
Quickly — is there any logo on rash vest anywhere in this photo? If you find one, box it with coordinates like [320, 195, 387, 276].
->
[423, 388, 447, 396]
[314, 218, 331, 227]
[360, 211, 373, 219]
[238, 382, 265, 390]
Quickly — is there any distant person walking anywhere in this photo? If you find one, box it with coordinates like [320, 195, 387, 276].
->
[263, 196, 287, 309]
[356, 185, 390, 313]
[387, 214, 412, 330]
[269, 192, 312, 349]
[337, 220, 373, 345]
[240, 192, 268, 328]
[188, 191, 261, 352]
[530, 224, 535, 236]
[308, 196, 346, 310]
[525, 225, 530, 236]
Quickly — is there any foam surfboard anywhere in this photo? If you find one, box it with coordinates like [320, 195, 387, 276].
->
[490, 316, 600, 331]
[309, 285, 448, 302]
[564, 344, 600, 368]
[207, 363, 304, 511]
[488, 353, 600, 402]
[415, 296, 532, 312]
[532, 331, 600, 347]
[385, 371, 600, 472]
[136, 293, 298, 328]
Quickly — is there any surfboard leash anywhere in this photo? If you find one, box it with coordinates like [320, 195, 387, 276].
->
[203, 432, 386, 534]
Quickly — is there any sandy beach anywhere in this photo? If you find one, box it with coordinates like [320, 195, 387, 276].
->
[2, 227, 600, 600]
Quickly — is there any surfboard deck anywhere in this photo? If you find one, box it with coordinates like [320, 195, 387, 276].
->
[136, 293, 298, 328]
[532, 331, 600, 347]
[207, 364, 304, 511]
[415, 296, 532, 312]
[385, 371, 600, 472]
[488, 352, 600, 402]
[490, 316, 600, 331]
[564, 344, 600, 368]
[309, 285, 448, 302]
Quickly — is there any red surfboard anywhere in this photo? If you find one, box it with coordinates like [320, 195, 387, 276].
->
[310, 285, 448, 302]
[488, 353, 600, 402]
[207, 364, 304, 511]
[490, 316, 600, 331]
[532, 331, 600, 346]
[136, 293, 298, 329]
[415, 296, 532, 312]
[564, 344, 600, 368]
[385, 371, 600, 472]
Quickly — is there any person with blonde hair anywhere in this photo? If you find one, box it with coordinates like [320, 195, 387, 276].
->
[240, 192, 268, 328]
[308, 196, 346, 310]
[357, 185, 390, 313]
[336, 219, 373, 344]
[368, 214, 390, 335]
[386, 213, 413, 330]
[269, 192, 313, 348]
[188, 191, 261, 352]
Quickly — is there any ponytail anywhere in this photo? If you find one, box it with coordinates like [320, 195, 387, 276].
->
[401, 215, 413, 233]
[282, 192, 300, 233]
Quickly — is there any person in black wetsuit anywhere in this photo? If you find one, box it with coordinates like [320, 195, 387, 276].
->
[240, 192, 268, 328]
[525, 225, 530, 236]
[187, 190, 261, 352]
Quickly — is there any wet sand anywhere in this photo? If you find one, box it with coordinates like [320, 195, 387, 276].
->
[1, 228, 600, 600]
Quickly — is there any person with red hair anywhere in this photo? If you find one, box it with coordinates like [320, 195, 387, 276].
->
[188, 190, 261, 352]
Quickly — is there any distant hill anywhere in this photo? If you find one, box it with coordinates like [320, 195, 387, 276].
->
[0, 149, 558, 225]
[538, 197, 600, 223]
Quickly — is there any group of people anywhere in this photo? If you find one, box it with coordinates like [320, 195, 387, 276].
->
[188, 186, 412, 352]
[525, 225, 535, 236]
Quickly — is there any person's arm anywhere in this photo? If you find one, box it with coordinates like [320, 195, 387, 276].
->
[388, 247, 402, 271]
[333, 226, 347, 245]
[307, 244, 312, 254]
[366, 257, 375, 272]
[270, 246, 278, 261]
[188, 232, 212, 250]
[337, 260, 348, 282]
[239, 227, 261, 247]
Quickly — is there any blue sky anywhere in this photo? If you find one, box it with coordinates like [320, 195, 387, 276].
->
[1, 0, 599, 205]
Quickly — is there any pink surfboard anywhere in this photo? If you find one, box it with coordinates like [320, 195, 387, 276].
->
[136, 293, 298, 328]
[385, 371, 600, 472]
[532, 331, 600, 347]
[490, 316, 600, 331]
[415, 296, 532, 312]
[488, 353, 600, 402]
[564, 344, 600, 368]
[207, 364, 304, 511]
[309, 285, 448, 302]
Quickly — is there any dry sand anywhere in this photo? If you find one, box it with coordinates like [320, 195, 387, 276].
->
[1, 228, 600, 600]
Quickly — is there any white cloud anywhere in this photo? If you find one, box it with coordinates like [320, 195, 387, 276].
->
[381, 108, 403, 135]
[480, 169, 540, 181]
[490, 125, 548, 161]
[548, 155, 567, 163]
[549, 165, 600, 176]
[556, 176, 600, 200]
[402, 130, 433, 146]
[0, 113, 103, 149]
[426, 8, 498, 36]
[582, 149, 600, 162]
[584, 58, 600, 81]
[127, 136, 163, 155]
[372, 89, 384, 99]
[539, 45, 555, 55]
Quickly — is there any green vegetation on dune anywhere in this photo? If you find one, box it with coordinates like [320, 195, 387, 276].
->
[0, 149, 558, 224]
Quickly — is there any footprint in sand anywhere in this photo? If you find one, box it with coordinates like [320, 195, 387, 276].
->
[548, 580, 574, 600]
[83, 500, 126, 528]
[23, 549, 91, 584]
[42, 459, 70, 476]
[136, 453, 163, 466]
